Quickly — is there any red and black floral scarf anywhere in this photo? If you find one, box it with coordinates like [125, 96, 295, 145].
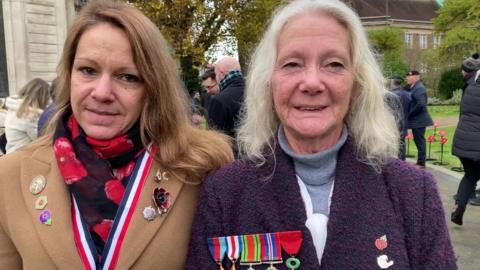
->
[53, 112, 144, 256]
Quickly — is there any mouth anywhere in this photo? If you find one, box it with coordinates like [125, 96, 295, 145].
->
[295, 105, 326, 111]
[86, 108, 118, 116]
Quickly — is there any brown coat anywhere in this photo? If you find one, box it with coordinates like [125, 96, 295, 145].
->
[0, 142, 201, 269]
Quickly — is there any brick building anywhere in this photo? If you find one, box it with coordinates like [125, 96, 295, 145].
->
[345, 0, 441, 72]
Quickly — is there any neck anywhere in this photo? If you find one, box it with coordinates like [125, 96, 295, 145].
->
[282, 126, 345, 155]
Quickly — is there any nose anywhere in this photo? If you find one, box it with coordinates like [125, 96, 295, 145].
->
[91, 74, 114, 102]
[300, 65, 325, 95]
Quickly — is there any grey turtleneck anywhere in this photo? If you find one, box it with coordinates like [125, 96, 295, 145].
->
[278, 125, 348, 216]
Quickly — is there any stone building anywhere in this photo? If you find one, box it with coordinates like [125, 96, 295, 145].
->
[0, 0, 84, 97]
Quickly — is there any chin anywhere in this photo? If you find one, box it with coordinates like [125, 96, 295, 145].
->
[83, 127, 121, 140]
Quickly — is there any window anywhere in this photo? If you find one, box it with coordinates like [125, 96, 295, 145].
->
[433, 35, 441, 49]
[419, 34, 428, 49]
[404, 33, 413, 49]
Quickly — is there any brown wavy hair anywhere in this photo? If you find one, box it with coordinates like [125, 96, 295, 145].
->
[16, 78, 50, 118]
[45, 0, 233, 181]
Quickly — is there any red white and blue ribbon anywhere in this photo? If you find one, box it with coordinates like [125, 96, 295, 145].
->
[208, 236, 227, 267]
[260, 232, 282, 263]
[226, 235, 243, 269]
[71, 147, 156, 270]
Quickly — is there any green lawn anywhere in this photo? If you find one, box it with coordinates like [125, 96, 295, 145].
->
[406, 120, 462, 170]
[406, 105, 462, 170]
[427, 105, 460, 120]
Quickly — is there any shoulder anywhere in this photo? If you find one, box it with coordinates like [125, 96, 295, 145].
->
[0, 143, 51, 193]
[202, 159, 257, 194]
[415, 82, 427, 91]
[382, 159, 437, 199]
[178, 128, 234, 181]
[0, 142, 51, 170]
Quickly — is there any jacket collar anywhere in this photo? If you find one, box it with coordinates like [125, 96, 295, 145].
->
[219, 70, 244, 92]
[20, 143, 186, 269]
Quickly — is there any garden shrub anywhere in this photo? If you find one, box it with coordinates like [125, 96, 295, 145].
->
[438, 67, 463, 99]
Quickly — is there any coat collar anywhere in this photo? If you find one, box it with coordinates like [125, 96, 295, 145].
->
[20, 143, 187, 269]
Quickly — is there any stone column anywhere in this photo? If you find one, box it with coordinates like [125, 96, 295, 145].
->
[2, 0, 73, 96]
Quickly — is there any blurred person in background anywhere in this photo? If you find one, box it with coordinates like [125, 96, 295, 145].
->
[37, 78, 58, 136]
[405, 70, 433, 168]
[388, 75, 410, 160]
[451, 52, 480, 225]
[4, 78, 50, 153]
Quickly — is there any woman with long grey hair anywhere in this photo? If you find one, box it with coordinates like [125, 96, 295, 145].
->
[187, 0, 455, 269]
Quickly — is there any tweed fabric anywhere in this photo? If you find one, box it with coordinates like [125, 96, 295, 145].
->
[187, 138, 456, 269]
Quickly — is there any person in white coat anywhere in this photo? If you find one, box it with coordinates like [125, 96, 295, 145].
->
[4, 78, 50, 153]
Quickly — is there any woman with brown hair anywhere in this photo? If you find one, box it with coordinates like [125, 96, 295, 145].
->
[4, 78, 50, 153]
[0, 1, 232, 269]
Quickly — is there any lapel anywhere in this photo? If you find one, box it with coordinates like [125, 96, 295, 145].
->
[321, 140, 408, 268]
[20, 145, 187, 269]
[19, 144, 83, 269]
[261, 145, 321, 267]
[115, 159, 186, 269]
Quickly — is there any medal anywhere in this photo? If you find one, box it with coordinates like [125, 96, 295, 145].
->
[260, 233, 282, 269]
[240, 234, 262, 270]
[208, 236, 227, 270]
[226, 235, 242, 270]
[279, 231, 303, 270]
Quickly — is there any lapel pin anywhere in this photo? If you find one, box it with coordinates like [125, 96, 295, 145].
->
[152, 187, 171, 214]
[35, 195, 48, 210]
[377, 254, 394, 269]
[142, 206, 157, 221]
[375, 235, 388, 251]
[29, 175, 47, 195]
[154, 170, 169, 182]
[39, 210, 52, 225]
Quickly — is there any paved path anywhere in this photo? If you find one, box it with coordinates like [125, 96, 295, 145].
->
[424, 163, 480, 270]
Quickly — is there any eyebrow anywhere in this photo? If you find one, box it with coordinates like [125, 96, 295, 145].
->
[73, 57, 139, 71]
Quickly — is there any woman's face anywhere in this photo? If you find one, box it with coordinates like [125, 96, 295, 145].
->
[70, 23, 144, 140]
[272, 12, 354, 154]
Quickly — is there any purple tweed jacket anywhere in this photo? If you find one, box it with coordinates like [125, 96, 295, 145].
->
[187, 139, 457, 270]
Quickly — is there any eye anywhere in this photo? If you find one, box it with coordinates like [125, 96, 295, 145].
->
[79, 66, 96, 76]
[118, 73, 142, 83]
[325, 61, 345, 73]
[282, 62, 300, 69]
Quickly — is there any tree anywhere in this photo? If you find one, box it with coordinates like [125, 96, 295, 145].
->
[232, 0, 284, 70]
[126, 0, 240, 92]
[433, 0, 480, 66]
[367, 27, 408, 78]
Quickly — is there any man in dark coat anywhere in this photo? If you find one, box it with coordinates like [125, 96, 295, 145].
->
[208, 57, 245, 154]
[406, 70, 433, 167]
[389, 76, 411, 160]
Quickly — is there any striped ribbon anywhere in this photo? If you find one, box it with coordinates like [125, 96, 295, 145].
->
[208, 236, 227, 268]
[260, 232, 282, 263]
[240, 234, 261, 265]
[71, 147, 156, 270]
[226, 235, 242, 270]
